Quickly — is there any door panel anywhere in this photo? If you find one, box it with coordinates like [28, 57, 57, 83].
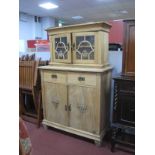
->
[119, 92, 135, 126]
[44, 82, 68, 125]
[72, 32, 97, 64]
[68, 85, 99, 134]
[51, 33, 71, 63]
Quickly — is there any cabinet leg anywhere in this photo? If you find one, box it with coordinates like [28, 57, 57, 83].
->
[43, 124, 48, 130]
[94, 140, 102, 147]
[111, 127, 117, 152]
[111, 140, 115, 152]
[37, 91, 42, 128]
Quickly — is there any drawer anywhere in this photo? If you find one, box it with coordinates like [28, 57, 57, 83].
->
[68, 72, 97, 86]
[43, 71, 67, 84]
[116, 80, 135, 92]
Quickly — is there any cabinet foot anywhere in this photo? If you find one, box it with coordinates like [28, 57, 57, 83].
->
[111, 127, 117, 152]
[43, 124, 48, 130]
[111, 140, 115, 152]
[94, 140, 102, 147]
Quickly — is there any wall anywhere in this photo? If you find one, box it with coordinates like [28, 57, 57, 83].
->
[109, 20, 123, 45]
[19, 13, 56, 40]
[19, 13, 36, 40]
[41, 17, 56, 39]
[19, 13, 56, 52]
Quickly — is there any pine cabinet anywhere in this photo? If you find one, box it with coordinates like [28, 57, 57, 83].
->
[39, 22, 112, 145]
[48, 22, 111, 67]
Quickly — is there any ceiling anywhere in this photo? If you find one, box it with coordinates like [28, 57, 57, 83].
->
[19, 0, 135, 24]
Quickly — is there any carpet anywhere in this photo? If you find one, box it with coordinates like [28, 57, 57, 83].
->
[25, 121, 132, 155]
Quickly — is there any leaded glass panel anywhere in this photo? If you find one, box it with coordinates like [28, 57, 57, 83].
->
[75, 35, 95, 60]
[54, 37, 68, 60]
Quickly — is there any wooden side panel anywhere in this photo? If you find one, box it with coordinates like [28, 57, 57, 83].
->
[97, 31, 109, 65]
[49, 36, 53, 63]
[43, 82, 68, 126]
[122, 20, 135, 76]
[68, 85, 99, 134]
[100, 70, 112, 131]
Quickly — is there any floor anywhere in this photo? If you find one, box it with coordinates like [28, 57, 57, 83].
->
[25, 121, 133, 155]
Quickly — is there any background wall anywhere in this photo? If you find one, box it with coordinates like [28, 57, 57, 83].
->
[19, 12, 57, 52]
[41, 17, 56, 39]
[108, 20, 123, 45]
[19, 12, 56, 40]
[19, 13, 36, 40]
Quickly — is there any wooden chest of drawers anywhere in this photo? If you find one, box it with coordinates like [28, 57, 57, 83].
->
[40, 66, 112, 145]
[39, 22, 112, 145]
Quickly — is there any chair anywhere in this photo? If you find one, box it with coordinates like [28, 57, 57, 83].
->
[19, 60, 42, 127]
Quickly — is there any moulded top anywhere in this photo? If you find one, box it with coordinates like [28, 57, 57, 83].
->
[46, 21, 112, 34]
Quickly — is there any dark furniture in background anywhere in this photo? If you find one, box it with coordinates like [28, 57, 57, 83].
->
[122, 20, 135, 76]
[111, 20, 135, 152]
[109, 43, 122, 51]
[111, 76, 135, 151]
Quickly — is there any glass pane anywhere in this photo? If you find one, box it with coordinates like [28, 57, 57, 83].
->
[54, 36, 68, 60]
[61, 37, 67, 45]
[55, 38, 60, 48]
[76, 36, 84, 48]
[89, 52, 94, 60]
[75, 35, 94, 60]
[76, 52, 81, 59]
[55, 53, 58, 59]
[86, 35, 94, 47]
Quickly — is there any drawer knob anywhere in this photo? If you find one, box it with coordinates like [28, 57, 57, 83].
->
[68, 104, 71, 111]
[78, 77, 85, 81]
[65, 105, 68, 111]
[51, 74, 57, 79]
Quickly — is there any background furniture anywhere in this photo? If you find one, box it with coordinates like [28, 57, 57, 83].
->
[19, 56, 48, 127]
[111, 20, 135, 152]
[19, 60, 41, 127]
[39, 22, 112, 145]
[122, 20, 135, 76]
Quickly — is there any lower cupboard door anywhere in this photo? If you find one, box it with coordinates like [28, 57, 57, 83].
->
[44, 82, 68, 126]
[68, 85, 99, 134]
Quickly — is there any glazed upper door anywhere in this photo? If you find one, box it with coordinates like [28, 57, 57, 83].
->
[43, 82, 68, 126]
[68, 85, 99, 134]
[51, 33, 72, 63]
[72, 32, 97, 64]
